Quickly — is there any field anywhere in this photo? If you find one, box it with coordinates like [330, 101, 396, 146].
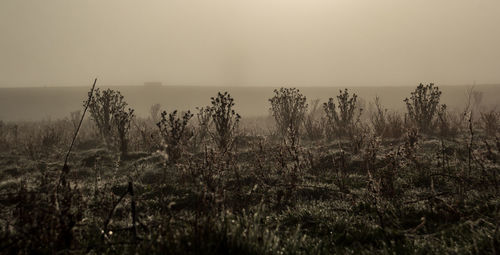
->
[0, 84, 499, 254]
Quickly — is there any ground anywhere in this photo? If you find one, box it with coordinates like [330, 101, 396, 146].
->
[0, 128, 499, 254]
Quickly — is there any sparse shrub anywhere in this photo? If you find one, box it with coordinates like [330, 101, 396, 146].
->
[4, 82, 500, 255]
[209, 92, 241, 154]
[269, 87, 308, 145]
[404, 83, 443, 134]
[303, 99, 324, 141]
[112, 106, 135, 157]
[87, 88, 135, 156]
[157, 109, 194, 163]
[480, 110, 499, 137]
[323, 88, 362, 139]
[87, 89, 115, 143]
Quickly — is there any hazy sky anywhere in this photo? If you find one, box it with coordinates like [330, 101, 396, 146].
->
[1, 0, 499, 87]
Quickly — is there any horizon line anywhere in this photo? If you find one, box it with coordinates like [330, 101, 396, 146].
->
[0, 82, 499, 89]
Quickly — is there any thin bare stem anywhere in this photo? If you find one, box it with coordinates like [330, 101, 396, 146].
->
[63, 78, 97, 172]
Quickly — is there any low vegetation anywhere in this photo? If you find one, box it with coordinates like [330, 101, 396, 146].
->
[0, 84, 499, 254]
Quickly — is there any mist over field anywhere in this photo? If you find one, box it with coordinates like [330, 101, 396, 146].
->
[2, 1, 500, 254]
[0, 84, 499, 121]
[2, 0, 499, 122]
[1, 0, 500, 88]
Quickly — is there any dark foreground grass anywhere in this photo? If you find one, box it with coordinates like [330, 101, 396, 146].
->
[0, 129, 499, 254]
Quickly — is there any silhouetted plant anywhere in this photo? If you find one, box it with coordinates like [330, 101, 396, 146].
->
[404, 83, 442, 134]
[269, 88, 308, 146]
[88, 89, 114, 142]
[87, 88, 134, 156]
[209, 92, 241, 154]
[323, 88, 362, 139]
[157, 109, 194, 162]
[113, 106, 135, 157]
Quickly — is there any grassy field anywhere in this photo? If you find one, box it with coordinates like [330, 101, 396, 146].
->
[0, 84, 499, 254]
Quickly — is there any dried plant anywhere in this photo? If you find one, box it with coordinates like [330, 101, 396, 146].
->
[269, 87, 308, 146]
[323, 88, 362, 139]
[157, 109, 194, 163]
[209, 92, 241, 154]
[404, 83, 443, 134]
[87, 88, 135, 156]
[112, 106, 135, 157]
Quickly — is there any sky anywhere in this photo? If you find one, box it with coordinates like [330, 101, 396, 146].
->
[0, 0, 499, 87]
